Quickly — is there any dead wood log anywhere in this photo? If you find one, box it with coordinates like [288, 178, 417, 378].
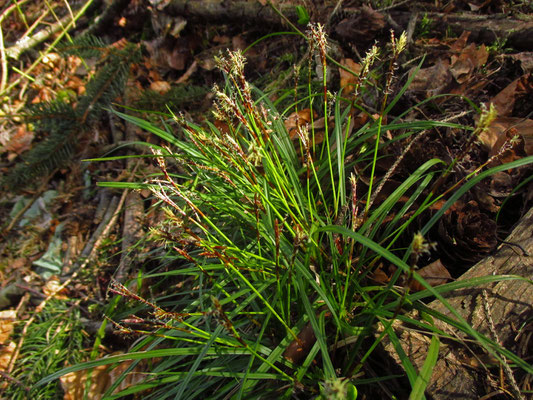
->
[163, 0, 301, 26]
[379, 206, 533, 399]
[388, 11, 533, 51]
[161, 1, 533, 51]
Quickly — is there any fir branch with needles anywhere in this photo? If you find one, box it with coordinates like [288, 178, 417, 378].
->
[3, 36, 141, 190]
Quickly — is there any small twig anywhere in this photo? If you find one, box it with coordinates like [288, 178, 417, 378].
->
[482, 289, 525, 400]
[5, 12, 73, 60]
[0, 0, 94, 96]
[74, 192, 123, 269]
[377, 0, 412, 11]
[19, 9, 51, 42]
[386, 14, 402, 33]
[498, 240, 529, 257]
[0, 370, 30, 393]
[326, 0, 344, 28]
[0, 25, 7, 93]
[367, 130, 425, 210]
[176, 60, 198, 84]
[406, 12, 418, 45]
[0, 0, 32, 25]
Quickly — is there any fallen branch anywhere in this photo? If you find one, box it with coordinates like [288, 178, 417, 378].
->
[5, 13, 73, 60]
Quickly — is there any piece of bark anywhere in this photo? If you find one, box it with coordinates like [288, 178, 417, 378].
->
[379, 207, 533, 399]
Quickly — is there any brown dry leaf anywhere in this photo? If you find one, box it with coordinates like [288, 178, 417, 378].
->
[0, 310, 16, 344]
[284, 109, 317, 139]
[479, 117, 533, 154]
[212, 35, 231, 44]
[5, 125, 35, 156]
[166, 39, 190, 71]
[232, 35, 247, 51]
[283, 322, 316, 364]
[449, 31, 471, 53]
[214, 119, 232, 135]
[339, 58, 361, 96]
[371, 265, 391, 284]
[409, 259, 452, 292]
[449, 43, 488, 84]
[489, 126, 532, 166]
[490, 73, 532, 117]
[408, 59, 452, 96]
[488, 171, 514, 198]
[61, 355, 149, 400]
[144, 37, 190, 71]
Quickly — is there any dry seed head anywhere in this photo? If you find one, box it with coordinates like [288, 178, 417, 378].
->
[170, 110, 187, 125]
[214, 89, 237, 115]
[214, 53, 230, 74]
[412, 232, 437, 256]
[293, 224, 308, 248]
[215, 49, 246, 78]
[223, 133, 246, 159]
[296, 124, 309, 145]
[349, 173, 357, 188]
[212, 102, 227, 121]
[391, 30, 407, 56]
[361, 45, 379, 77]
[308, 23, 328, 63]
[151, 147, 167, 170]
[228, 49, 246, 77]
[247, 141, 263, 166]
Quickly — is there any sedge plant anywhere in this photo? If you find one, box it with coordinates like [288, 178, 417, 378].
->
[38, 26, 533, 399]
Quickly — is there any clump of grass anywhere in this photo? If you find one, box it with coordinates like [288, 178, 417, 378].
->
[39, 25, 533, 399]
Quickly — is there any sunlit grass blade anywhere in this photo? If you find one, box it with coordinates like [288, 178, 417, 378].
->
[409, 335, 439, 400]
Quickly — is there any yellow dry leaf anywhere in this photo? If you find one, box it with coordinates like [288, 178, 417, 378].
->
[61, 354, 150, 400]
[0, 310, 16, 344]
[284, 109, 316, 139]
[339, 58, 362, 96]
[0, 342, 16, 377]
[43, 277, 68, 300]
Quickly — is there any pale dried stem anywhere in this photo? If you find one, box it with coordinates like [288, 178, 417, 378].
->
[482, 289, 525, 400]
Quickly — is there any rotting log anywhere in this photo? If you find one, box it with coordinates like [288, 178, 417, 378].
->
[379, 207, 533, 399]
[163, 0, 301, 26]
[160, 1, 533, 50]
[388, 11, 533, 51]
